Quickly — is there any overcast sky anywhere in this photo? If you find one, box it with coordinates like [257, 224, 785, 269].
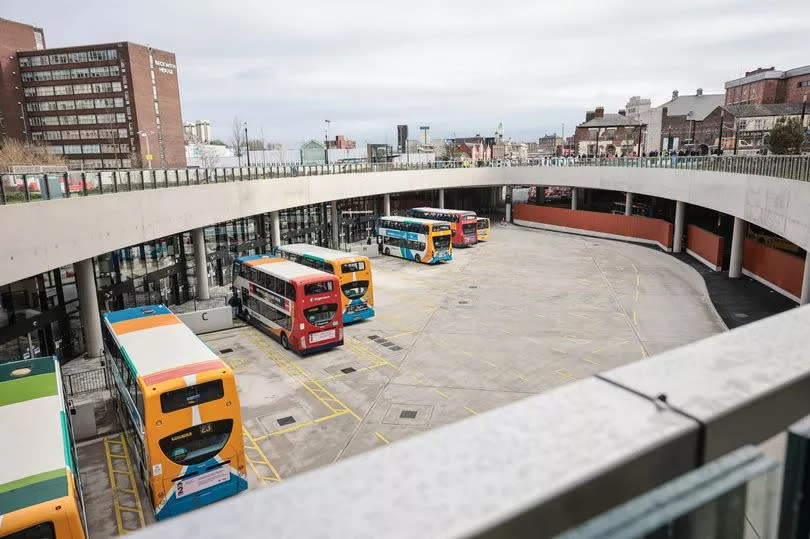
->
[5, 0, 809, 147]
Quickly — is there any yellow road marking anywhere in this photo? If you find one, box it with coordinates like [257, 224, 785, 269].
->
[243, 427, 282, 484]
[554, 368, 576, 380]
[103, 433, 146, 535]
[564, 335, 590, 345]
[590, 347, 604, 354]
[550, 347, 567, 355]
[514, 372, 530, 382]
[634, 289, 640, 302]
[375, 431, 391, 444]
[535, 313, 545, 318]
[255, 411, 349, 440]
[633, 310, 638, 326]
[464, 406, 479, 416]
[640, 344, 648, 358]
[581, 357, 600, 365]
[435, 390, 450, 399]
[636, 274, 640, 286]
[246, 330, 361, 421]
[483, 360, 497, 368]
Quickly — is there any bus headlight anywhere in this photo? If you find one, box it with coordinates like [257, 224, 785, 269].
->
[300, 337, 306, 349]
[332, 321, 338, 327]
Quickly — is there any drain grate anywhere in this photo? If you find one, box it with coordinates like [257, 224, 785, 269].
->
[458, 300, 469, 305]
[341, 367, 356, 374]
[468, 285, 478, 289]
[382, 342, 397, 348]
[277, 416, 296, 426]
[400, 410, 418, 419]
[219, 348, 234, 354]
[390, 345, 403, 351]
[368, 335, 380, 341]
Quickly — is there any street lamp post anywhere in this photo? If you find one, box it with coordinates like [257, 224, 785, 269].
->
[138, 131, 153, 169]
[717, 110, 725, 155]
[324, 120, 331, 165]
[244, 123, 251, 167]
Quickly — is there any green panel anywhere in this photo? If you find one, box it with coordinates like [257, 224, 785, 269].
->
[0, 356, 56, 384]
[60, 411, 73, 472]
[0, 372, 58, 407]
[302, 253, 326, 263]
[0, 470, 68, 515]
[121, 345, 138, 376]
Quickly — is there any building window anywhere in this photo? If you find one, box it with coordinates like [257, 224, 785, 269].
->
[77, 114, 96, 125]
[49, 53, 70, 65]
[96, 113, 114, 123]
[43, 131, 61, 140]
[112, 81, 122, 92]
[121, 158, 132, 168]
[52, 69, 72, 80]
[54, 85, 72, 96]
[69, 51, 88, 63]
[116, 113, 126, 123]
[62, 145, 83, 154]
[61, 130, 80, 139]
[80, 129, 98, 139]
[31, 132, 45, 141]
[71, 68, 91, 79]
[29, 116, 59, 127]
[798, 80, 810, 88]
[33, 31, 44, 50]
[59, 115, 78, 126]
[57, 100, 75, 111]
[75, 99, 94, 109]
[24, 87, 37, 97]
[73, 83, 92, 94]
[27, 102, 58, 112]
[47, 146, 64, 155]
[82, 144, 101, 154]
[83, 159, 103, 168]
[87, 49, 118, 61]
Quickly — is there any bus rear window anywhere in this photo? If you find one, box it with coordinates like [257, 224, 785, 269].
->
[341, 261, 366, 273]
[305, 281, 334, 295]
[5, 522, 55, 539]
[160, 380, 224, 413]
[159, 419, 233, 466]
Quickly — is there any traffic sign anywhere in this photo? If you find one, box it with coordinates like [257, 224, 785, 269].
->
[146, 154, 153, 161]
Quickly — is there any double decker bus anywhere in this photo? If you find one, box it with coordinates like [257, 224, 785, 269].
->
[406, 207, 478, 247]
[376, 216, 453, 264]
[102, 305, 247, 521]
[233, 255, 343, 354]
[476, 217, 491, 241]
[0, 356, 86, 539]
[274, 244, 375, 324]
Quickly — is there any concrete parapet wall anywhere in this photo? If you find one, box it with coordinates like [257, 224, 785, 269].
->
[742, 239, 804, 302]
[686, 225, 725, 271]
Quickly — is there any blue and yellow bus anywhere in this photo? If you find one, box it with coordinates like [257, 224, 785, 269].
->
[102, 305, 247, 520]
[376, 216, 453, 264]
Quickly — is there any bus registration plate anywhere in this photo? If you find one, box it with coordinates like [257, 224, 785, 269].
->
[176, 466, 230, 498]
[310, 329, 336, 343]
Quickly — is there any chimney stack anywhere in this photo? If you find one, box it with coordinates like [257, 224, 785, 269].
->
[594, 106, 605, 119]
[672, 90, 679, 99]
[586, 110, 595, 122]
[696, 88, 703, 96]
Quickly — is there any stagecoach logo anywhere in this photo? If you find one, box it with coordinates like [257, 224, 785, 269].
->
[171, 431, 192, 442]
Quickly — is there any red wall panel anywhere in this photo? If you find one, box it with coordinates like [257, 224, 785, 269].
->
[686, 225, 724, 269]
[743, 239, 804, 299]
[513, 204, 673, 249]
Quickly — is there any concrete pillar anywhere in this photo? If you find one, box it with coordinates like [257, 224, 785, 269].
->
[75, 258, 103, 358]
[729, 216, 746, 279]
[505, 186, 512, 222]
[490, 187, 498, 210]
[625, 192, 633, 216]
[535, 186, 545, 205]
[571, 188, 578, 210]
[673, 201, 686, 253]
[383, 194, 391, 216]
[331, 201, 340, 249]
[801, 253, 810, 305]
[271, 211, 281, 249]
[192, 227, 210, 300]
[438, 188, 445, 209]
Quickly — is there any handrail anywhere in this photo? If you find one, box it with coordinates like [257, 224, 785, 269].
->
[1, 155, 809, 205]
[130, 305, 810, 539]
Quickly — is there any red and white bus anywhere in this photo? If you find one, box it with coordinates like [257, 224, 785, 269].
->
[233, 255, 343, 354]
[406, 207, 478, 247]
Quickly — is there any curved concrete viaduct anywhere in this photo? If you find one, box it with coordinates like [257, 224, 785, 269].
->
[2, 166, 810, 287]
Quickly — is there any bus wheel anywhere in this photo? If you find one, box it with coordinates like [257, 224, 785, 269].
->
[280, 333, 289, 350]
[414, 254, 421, 263]
[384, 248, 390, 256]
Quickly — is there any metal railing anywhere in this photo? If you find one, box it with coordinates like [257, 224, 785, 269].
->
[63, 366, 109, 396]
[1, 155, 809, 205]
[132, 304, 810, 539]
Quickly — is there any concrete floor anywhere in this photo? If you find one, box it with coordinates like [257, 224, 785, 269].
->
[79, 225, 727, 536]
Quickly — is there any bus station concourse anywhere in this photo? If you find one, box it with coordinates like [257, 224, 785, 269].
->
[2, 156, 810, 538]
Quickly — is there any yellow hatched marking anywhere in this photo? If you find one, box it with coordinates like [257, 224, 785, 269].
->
[640, 344, 648, 359]
[375, 432, 391, 444]
[464, 406, 479, 416]
[633, 310, 638, 326]
[256, 411, 348, 440]
[246, 330, 361, 421]
[228, 357, 249, 373]
[103, 433, 146, 535]
[554, 368, 576, 380]
[581, 357, 600, 365]
[512, 372, 530, 382]
[483, 360, 497, 368]
[565, 335, 590, 345]
[435, 390, 450, 399]
[550, 347, 567, 355]
[242, 427, 281, 484]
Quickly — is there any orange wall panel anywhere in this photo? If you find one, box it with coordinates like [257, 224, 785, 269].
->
[743, 239, 804, 299]
[686, 225, 724, 269]
[513, 204, 673, 249]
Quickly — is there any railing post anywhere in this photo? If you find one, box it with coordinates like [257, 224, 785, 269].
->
[99, 172, 105, 194]
[152, 169, 157, 189]
[41, 173, 51, 200]
[127, 171, 132, 191]
[112, 171, 118, 193]
[22, 174, 30, 202]
[62, 172, 70, 199]
[81, 172, 88, 196]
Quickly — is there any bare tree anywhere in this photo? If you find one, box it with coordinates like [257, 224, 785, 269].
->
[0, 137, 67, 171]
[230, 116, 244, 166]
[196, 144, 221, 168]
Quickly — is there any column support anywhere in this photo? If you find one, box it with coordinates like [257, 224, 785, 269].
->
[729, 216, 746, 279]
[271, 211, 281, 249]
[625, 192, 633, 216]
[331, 201, 340, 249]
[673, 201, 686, 253]
[571, 188, 579, 210]
[192, 227, 210, 300]
[383, 194, 391, 216]
[801, 252, 810, 305]
[75, 258, 103, 358]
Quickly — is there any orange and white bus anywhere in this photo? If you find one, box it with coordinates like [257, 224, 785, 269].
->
[0, 356, 86, 539]
[233, 255, 343, 354]
[407, 207, 478, 247]
[102, 305, 247, 521]
[476, 217, 491, 241]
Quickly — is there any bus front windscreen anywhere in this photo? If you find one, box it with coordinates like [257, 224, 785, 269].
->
[433, 235, 451, 250]
[462, 223, 477, 236]
[304, 281, 334, 295]
[304, 303, 338, 325]
[432, 224, 450, 233]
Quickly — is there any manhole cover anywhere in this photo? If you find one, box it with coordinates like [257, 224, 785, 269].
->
[382, 342, 397, 348]
[390, 345, 403, 351]
[458, 300, 469, 304]
[468, 286, 478, 289]
[341, 367, 356, 374]
[219, 348, 234, 354]
[400, 410, 418, 419]
[277, 416, 296, 426]
[368, 335, 380, 341]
